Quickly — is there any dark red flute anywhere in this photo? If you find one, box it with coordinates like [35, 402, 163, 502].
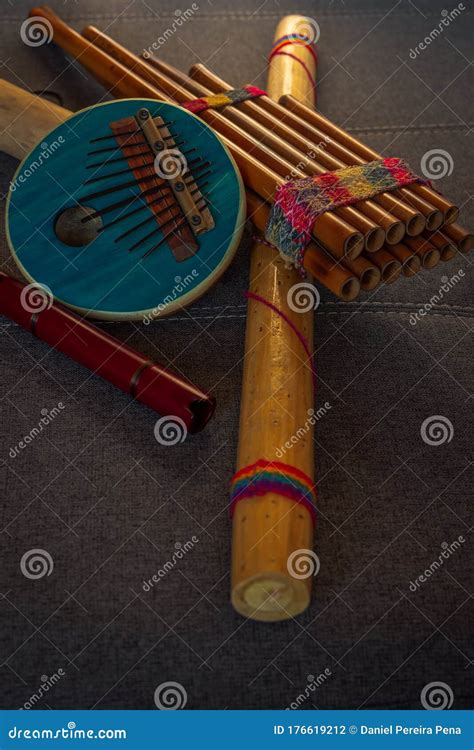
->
[0, 273, 215, 433]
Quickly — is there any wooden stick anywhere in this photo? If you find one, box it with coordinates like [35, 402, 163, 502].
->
[231, 17, 318, 621]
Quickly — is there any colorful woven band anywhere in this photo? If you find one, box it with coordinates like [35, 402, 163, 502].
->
[265, 158, 424, 273]
[183, 85, 266, 115]
[230, 459, 317, 523]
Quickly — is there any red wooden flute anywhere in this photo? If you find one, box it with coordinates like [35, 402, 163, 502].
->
[0, 273, 215, 433]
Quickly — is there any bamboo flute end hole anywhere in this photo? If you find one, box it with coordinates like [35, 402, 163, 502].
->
[445, 206, 460, 225]
[402, 256, 421, 276]
[365, 227, 385, 252]
[440, 244, 458, 262]
[344, 233, 364, 259]
[360, 267, 381, 290]
[422, 248, 441, 268]
[382, 261, 402, 284]
[458, 235, 474, 253]
[425, 210, 444, 231]
[406, 214, 426, 236]
[385, 221, 405, 246]
[232, 573, 310, 621]
[341, 277, 360, 300]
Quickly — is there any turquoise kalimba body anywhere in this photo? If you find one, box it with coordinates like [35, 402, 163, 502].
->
[6, 98, 245, 320]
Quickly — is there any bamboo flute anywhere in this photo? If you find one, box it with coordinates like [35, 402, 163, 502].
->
[140, 55, 406, 251]
[278, 95, 459, 224]
[188, 63, 473, 257]
[76, 24, 473, 283]
[230, 17, 319, 620]
[188, 64, 432, 233]
[82, 26, 399, 252]
[28, 7, 365, 261]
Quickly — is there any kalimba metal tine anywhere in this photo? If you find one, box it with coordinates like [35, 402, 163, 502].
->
[115, 184, 207, 242]
[86, 145, 197, 170]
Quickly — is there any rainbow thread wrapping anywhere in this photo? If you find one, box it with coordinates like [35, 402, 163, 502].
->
[265, 158, 425, 273]
[183, 85, 266, 115]
[269, 34, 318, 92]
[230, 459, 317, 524]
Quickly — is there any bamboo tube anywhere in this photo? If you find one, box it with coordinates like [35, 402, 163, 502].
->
[256, 92, 444, 231]
[388, 243, 422, 277]
[189, 64, 429, 235]
[365, 249, 402, 284]
[266, 15, 316, 107]
[342, 254, 381, 290]
[71, 18, 364, 259]
[404, 235, 441, 268]
[247, 192, 360, 301]
[231, 16, 319, 621]
[423, 230, 457, 262]
[279, 94, 458, 225]
[442, 223, 474, 253]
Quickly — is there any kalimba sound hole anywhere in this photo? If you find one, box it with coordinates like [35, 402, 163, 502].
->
[54, 205, 103, 247]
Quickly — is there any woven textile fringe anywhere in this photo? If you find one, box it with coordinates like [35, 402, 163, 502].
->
[265, 158, 425, 273]
[184, 85, 266, 114]
[230, 459, 317, 524]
